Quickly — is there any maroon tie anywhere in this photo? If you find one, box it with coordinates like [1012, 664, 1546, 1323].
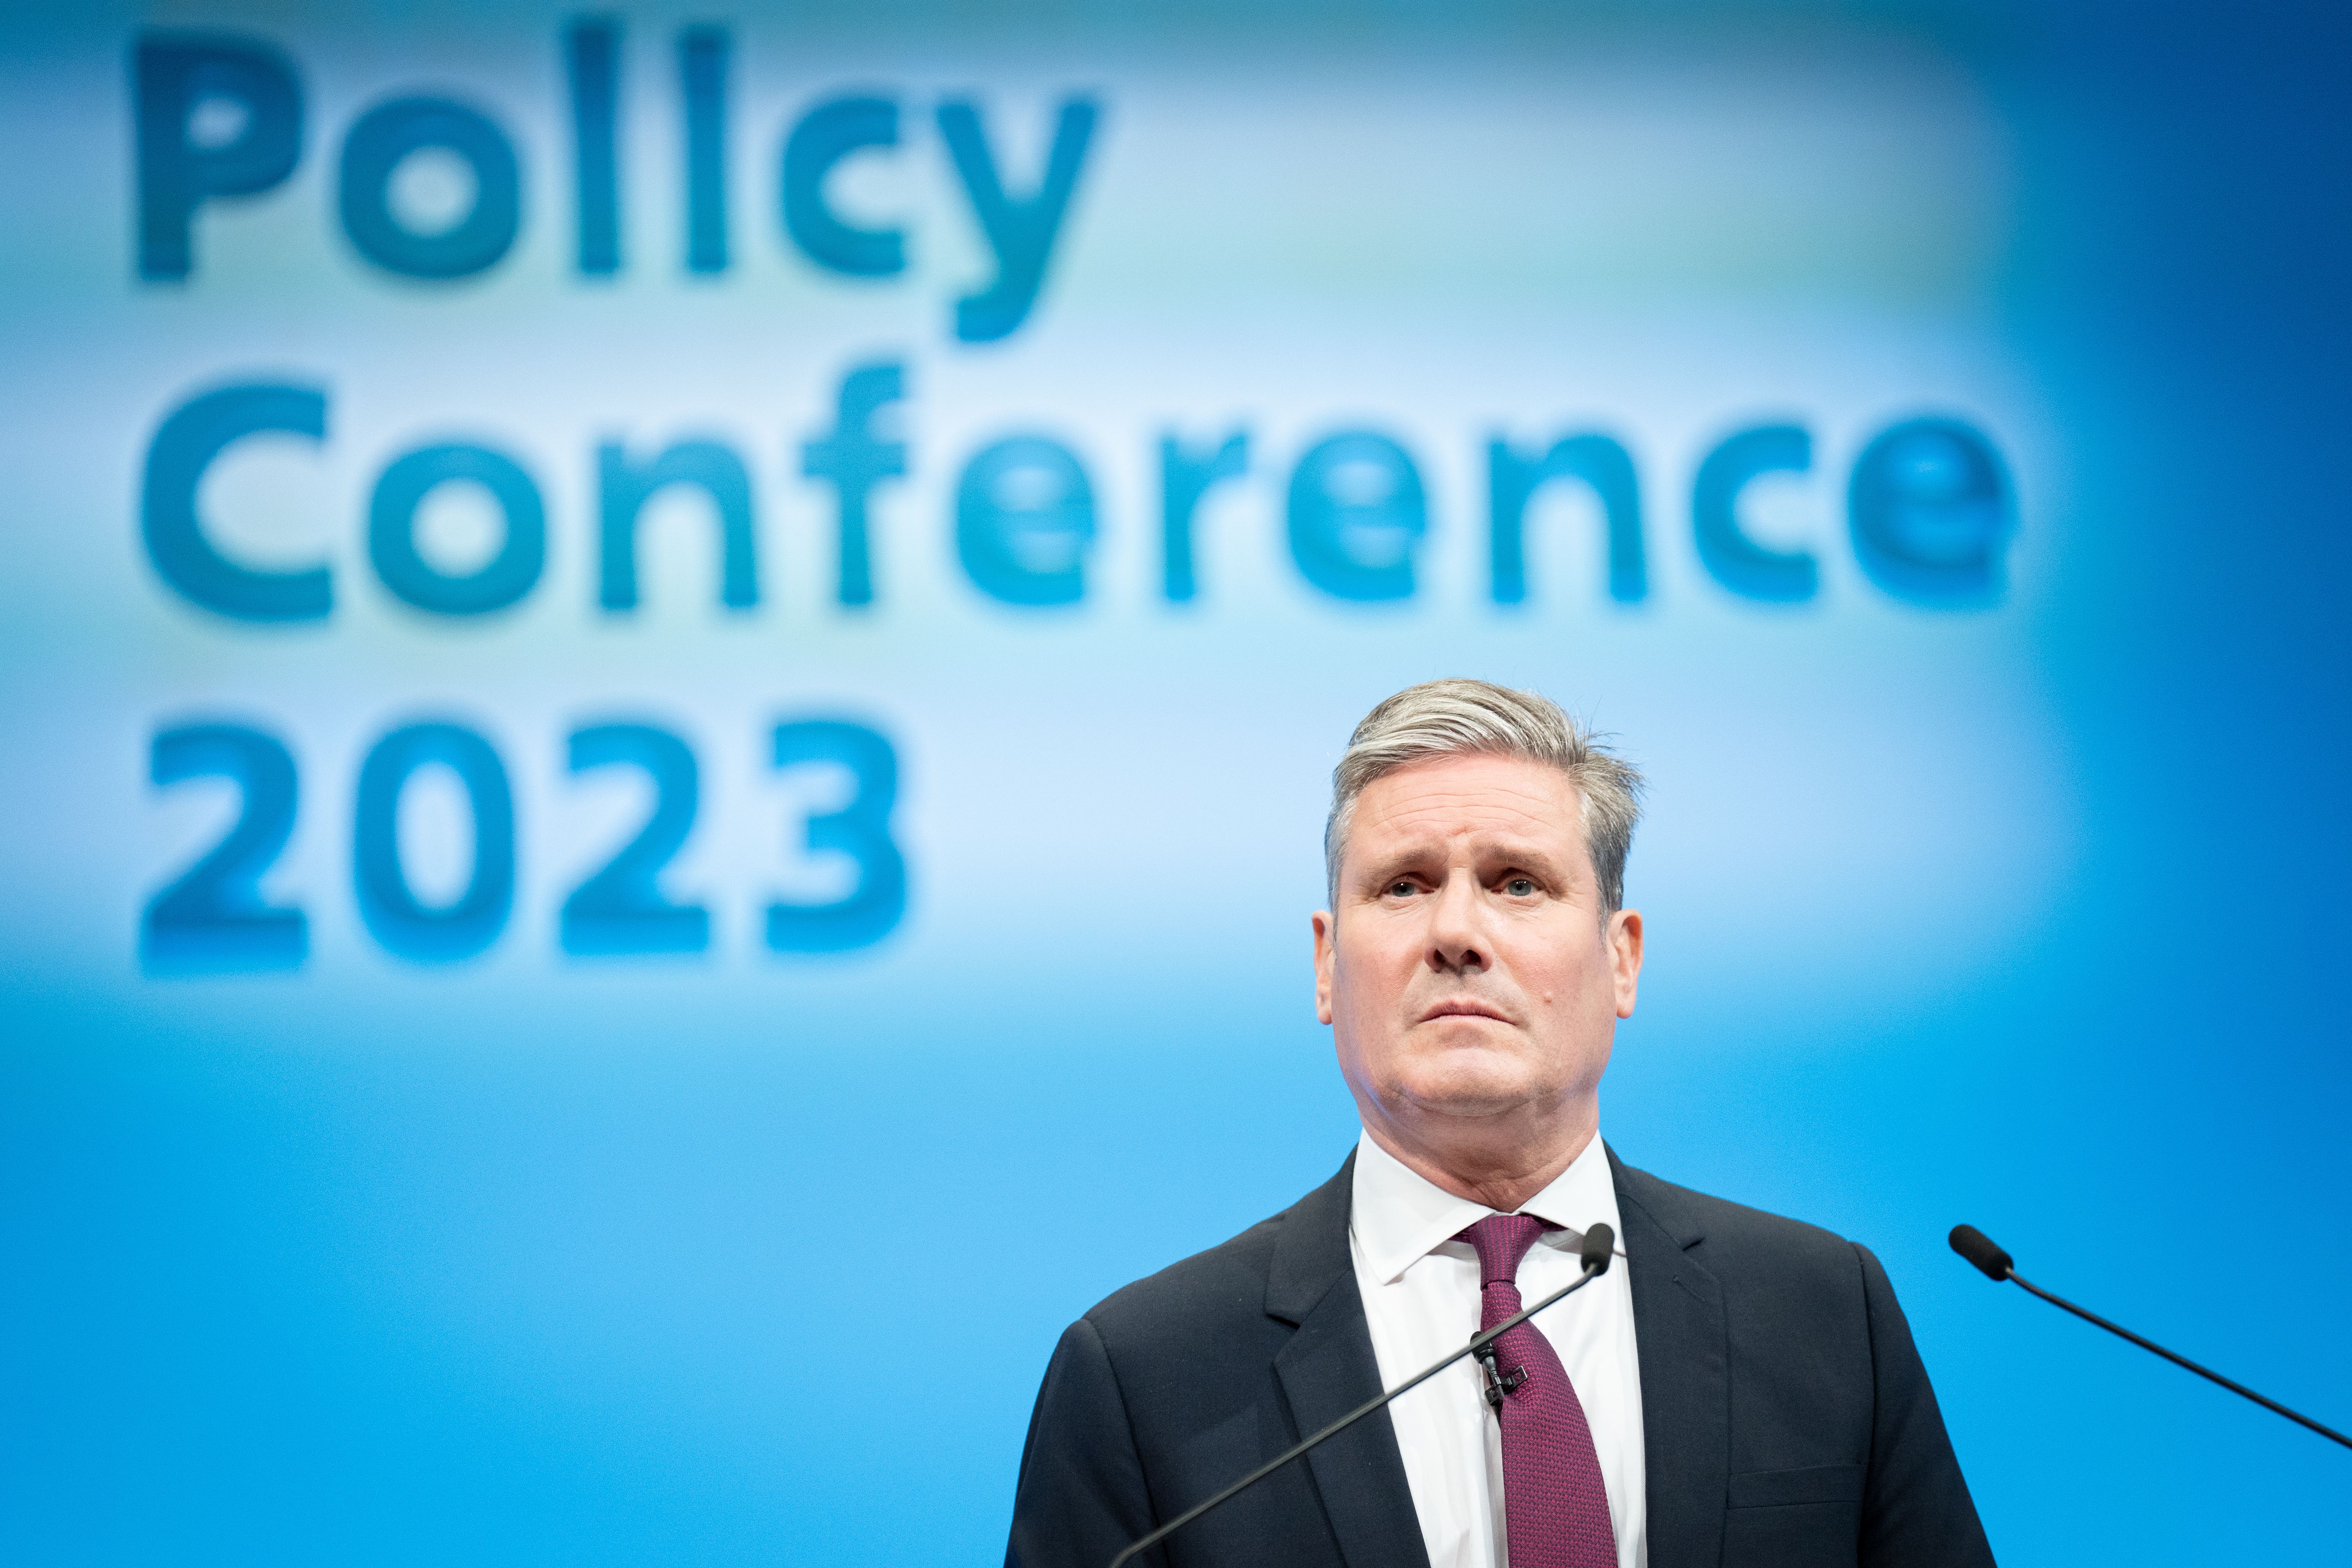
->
[1457, 1214, 1618, 1568]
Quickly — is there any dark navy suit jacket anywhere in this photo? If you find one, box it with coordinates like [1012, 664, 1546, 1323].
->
[1005, 1147, 1995, 1568]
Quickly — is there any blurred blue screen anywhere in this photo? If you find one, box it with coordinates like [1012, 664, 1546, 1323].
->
[4, 2, 2348, 1564]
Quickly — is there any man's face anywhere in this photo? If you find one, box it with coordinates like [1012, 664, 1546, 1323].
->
[1314, 752, 1643, 1138]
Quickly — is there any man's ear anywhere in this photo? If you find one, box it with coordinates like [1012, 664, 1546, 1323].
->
[1609, 908, 1644, 1020]
[1312, 909, 1336, 1025]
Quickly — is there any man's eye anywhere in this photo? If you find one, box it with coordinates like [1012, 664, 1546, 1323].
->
[1504, 877, 1537, 896]
[1387, 880, 1418, 898]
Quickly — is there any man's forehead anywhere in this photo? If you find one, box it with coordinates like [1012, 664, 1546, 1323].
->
[1352, 755, 1583, 847]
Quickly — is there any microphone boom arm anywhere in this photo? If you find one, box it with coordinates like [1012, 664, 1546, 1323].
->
[2006, 1268, 2352, 1450]
[1949, 1224, 2351, 1452]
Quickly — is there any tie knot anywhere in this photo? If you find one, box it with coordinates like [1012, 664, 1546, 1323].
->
[1456, 1212, 1553, 1286]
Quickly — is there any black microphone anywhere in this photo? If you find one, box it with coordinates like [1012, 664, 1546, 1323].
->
[1948, 1224, 2351, 1451]
[1106, 1221, 1617, 1568]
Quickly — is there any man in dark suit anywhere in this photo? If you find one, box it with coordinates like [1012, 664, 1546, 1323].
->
[1005, 681, 1994, 1568]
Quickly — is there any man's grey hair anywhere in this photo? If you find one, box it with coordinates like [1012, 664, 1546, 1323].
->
[1323, 679, 1644, 915]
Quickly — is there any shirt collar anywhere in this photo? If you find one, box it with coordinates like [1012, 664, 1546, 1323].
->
[1350, 1126, 1621, 1287]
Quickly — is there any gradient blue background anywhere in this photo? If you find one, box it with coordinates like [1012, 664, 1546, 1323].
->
[5, 2, 2349, 1564]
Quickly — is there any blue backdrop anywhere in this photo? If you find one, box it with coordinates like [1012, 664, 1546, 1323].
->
[5, 2, 2348, 1563]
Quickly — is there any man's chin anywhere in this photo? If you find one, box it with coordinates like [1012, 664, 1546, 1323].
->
[1389, 1056, 1545, 1120]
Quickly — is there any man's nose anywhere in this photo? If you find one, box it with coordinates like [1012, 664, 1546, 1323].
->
[1425, 869, 1487, 974]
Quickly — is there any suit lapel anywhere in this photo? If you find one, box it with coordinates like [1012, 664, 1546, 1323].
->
[1609, 1146, 1729, 1568]
[1267, 1154, 1432, 1568]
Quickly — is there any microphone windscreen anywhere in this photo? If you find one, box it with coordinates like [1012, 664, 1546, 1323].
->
[1948, 1224, 2015, 1281]
[1580, 1222, 1615, 1275]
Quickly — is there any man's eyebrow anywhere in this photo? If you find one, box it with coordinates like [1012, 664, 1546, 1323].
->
[1356, 838, 1575, 876]
[1473, 838, 1569, 869]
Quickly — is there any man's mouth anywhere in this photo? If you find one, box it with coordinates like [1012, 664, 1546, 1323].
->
[1420, 1000, 1511, 1024]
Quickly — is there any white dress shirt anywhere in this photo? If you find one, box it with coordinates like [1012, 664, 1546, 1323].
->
[1348, 1129, 1647, 1568]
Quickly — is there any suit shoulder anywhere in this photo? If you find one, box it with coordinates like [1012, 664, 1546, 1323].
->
[1081, 1204, 1287, 1348]
[1616, 1158, 1865, 1281]
[1079, 1157, 1352, 1352]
